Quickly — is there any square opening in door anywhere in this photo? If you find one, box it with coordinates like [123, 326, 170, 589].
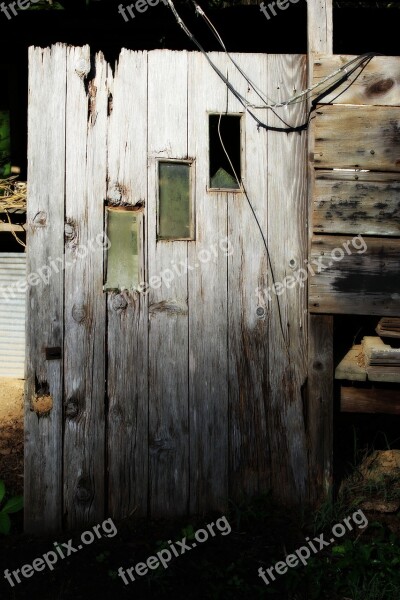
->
[209, 114, 241, 190]
[158, 160, 194, 241]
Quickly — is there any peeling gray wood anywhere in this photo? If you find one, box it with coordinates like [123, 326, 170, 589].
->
[267, 54, 309, 503]
[147, 51, 190, 516]
[63, 48, 107, 527]
[309, 235, 400, 315]
[226, 53, 270, 500]
[307, 0, 334, 506]
[313, 171, 400, 236]
[107, 50, 149, 519]
[25, 44, 66, 533]
[188, 52, 229, 512]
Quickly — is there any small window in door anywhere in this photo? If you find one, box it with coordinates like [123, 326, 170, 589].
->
[209, 114, 241, 190]
[104, 207, 140, 291]
[158, 160, 194, 240]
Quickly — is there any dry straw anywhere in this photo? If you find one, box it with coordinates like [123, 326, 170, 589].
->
[0, 177, 27, 247]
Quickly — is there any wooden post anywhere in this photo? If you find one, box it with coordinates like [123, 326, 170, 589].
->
[307, 0, 334, 504]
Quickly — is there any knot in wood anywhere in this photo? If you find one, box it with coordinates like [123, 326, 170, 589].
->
[64, 223, 76, 240]
[112, 294, 128, 311]
[367, 78, 394, 96]
[75, 478, 93, 504]
[32, 211, 47, 227]
[75, 58, 90, 79]
[72, 304, 87, 323]
[65, 399, 80, 419]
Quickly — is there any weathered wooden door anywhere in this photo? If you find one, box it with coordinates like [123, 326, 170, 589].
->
[26, 46, 308, 532]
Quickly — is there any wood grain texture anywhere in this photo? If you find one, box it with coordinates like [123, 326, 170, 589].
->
[187, 52, 229, 512]
[314, 55, 400, 106]
[147, 51, 190, 516]
[25, 44, 66, 533]
[307, 315, 333, 501]
[309, 235, 400, 315]
[341, 387, 400, 415]
[335, 345, 366, 381]
[267, 54, 309, 503]
[63, 48, 107, 527]
[307, 0, 333, 55]
[106, 50, 149, 519]
[314, 105, 400, 172]
[223, 53, 270, 501]
[307, 0, 334, 507]
[313, 171, 400, 236]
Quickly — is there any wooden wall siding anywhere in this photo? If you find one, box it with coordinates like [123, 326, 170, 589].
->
[147, 51, 190, 516]
[188, 53, 229, 512]
[106, 50, 149, 519]
[27, 46, 310, 530]
[314, 105, 400, 172]
[313, 171, 400, 236]
[307, 0, 334, 506]
[266, 55, 308, 503]
[310, 55, 400, 318]
[313, 56, 400, 106]
[25, 45, 66, 533]
[63, 47, 108, 528]
[309, 236, 400, 315]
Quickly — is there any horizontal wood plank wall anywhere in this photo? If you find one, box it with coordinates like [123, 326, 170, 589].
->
[63, 48, 108, 528]
[107, 50, 149, 519]
[314, 171, 400, 236]
[309, 235, 400, 315]
[25, 45, 66, 533]
[314, 56, 400, 106]
[310, 55, 400, 317]
[314, 105, 400, 172]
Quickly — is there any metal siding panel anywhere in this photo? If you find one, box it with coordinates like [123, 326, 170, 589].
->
[0, 253, 26, 378]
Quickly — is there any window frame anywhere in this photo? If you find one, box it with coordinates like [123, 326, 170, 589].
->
[156, 158, 196, 242]
[207, 112, 244, 193]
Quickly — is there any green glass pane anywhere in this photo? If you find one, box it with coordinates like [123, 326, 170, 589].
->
[105, 208, 139, 291]
[158, 162, 193, 240]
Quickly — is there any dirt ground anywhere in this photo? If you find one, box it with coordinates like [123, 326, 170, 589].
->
[0, 378, 24, 496]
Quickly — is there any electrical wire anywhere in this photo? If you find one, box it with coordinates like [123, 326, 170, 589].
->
[190, 0, 379, 109]
[166, 0, 379, 133]
[216, 115, 290, 358]
[166, 0, 380, 354]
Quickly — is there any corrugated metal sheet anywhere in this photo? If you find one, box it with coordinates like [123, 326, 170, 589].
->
[0, 253, 26, 378]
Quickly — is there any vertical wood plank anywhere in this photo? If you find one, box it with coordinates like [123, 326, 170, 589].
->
[187, 53, 229, 512]
[107, 50, 149, 519]
[147, 51, 189, 516]
[307, 0, 333, 55]
[225, 53, 271, 500]
[307, 0, 334, 504]
[63, 48, 108, 527]
[25, 44, 66, 533]
[266, 55, 309, 503]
